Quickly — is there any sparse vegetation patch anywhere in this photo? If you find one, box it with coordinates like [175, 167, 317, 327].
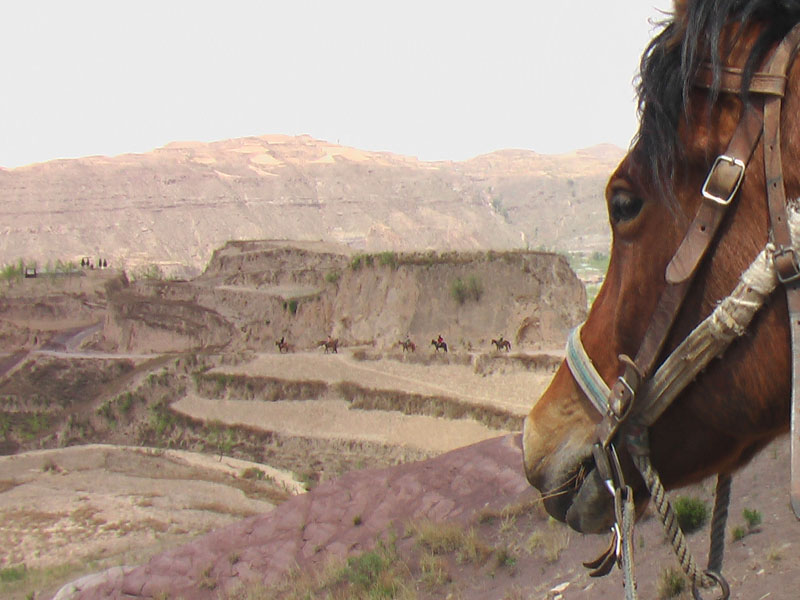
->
[0, 564, 26, 583]
[525, 519, 571, 564]
[335, 381, 520, 431]
[194, 372, 327, 402]
[411, 520, 467, 555]
[0, 260, 26, 284]
[377, 251, 398, 269]
[131, 263, 166, 281]
[336, 540, 408, 599]
[742, 507, 762, 531]
[449, 274, 483, 305]
[658, 567, 688, 599]
[673, 496, 709, 535]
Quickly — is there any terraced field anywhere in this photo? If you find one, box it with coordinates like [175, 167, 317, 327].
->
[0, 345, 560, 599]
[175, 349, 558, 454]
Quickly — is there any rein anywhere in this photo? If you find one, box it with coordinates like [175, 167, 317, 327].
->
[564, 23, 800, 600]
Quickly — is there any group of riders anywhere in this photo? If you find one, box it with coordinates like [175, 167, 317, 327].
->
[276, 333, 510, 354]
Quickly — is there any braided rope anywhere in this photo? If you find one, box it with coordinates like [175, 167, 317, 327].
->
[632, 454, 716, 590]
[707, 473, 732, 574]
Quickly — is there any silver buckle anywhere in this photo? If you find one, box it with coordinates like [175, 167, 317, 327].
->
[775, 246, 800, 284]
[701, 155, 746, 205]
[612, 375, 636, 417]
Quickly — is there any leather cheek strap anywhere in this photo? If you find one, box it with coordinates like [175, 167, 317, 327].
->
[666, 103, 764, 285]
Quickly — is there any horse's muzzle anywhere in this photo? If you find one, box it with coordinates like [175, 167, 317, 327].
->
[523, 415, 615, 534]
[565, 466, 616, 533]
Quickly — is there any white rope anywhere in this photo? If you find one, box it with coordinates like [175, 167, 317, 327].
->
[707, 245, 777, 342]
[636, 207, 800, 426]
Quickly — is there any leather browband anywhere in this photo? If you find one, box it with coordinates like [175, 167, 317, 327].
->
[694, 64, 787, 96]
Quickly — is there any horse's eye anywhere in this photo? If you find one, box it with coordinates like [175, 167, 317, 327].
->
[610, 191, 644, 223]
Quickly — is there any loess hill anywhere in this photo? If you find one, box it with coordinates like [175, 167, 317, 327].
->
[0, 135, 623, 278]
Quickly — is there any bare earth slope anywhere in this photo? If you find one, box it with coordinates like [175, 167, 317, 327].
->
[59, 434, 800, 600]
[0, 445, 299, 573]
[0, 136, 623, 276]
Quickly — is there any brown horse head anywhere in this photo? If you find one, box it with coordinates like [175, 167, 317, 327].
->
[523, 1, 800, 534]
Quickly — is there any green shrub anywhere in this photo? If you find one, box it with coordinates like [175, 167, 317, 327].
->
[324, 270, 341, 284]
[673, 496, 709, 534]
[743, 508, 762, 531]
[0, 564, 27, 583]
[732, 525, 747, 541]
[117, 393, 135, 415]
[22, 413, 49, 438]
[240, 467, 266, 480]
[0, 259, 25, 283]
[132, 263, 165, 280]
[495, 546, 517, 568]
[450, 274, 483, 305]
[466, 274, 482, 300]
[377, 251, 398, 269]
[148, 402, 176, 436]
[343, 549, 391, 592]
[96, 401, 114, 420]
[451, 278, 468, 304]
[350, 253, 374, 270]
[287, 299, 298, 315]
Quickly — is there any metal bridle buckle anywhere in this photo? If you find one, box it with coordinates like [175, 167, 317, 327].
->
[612, 374, 636, 417]
[701, 155, 746, 205]
[774, 246, 800, 284]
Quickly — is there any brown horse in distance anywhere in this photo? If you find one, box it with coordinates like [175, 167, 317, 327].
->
[275, 339, 291, 353]
[398, 339, 416, 352]
[430, 339, 447, 353]
[320, 338, 339, 354]
[523, 0, 800, 537]
[491, 338, 511, 352]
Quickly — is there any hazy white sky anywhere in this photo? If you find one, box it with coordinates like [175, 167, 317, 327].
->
[1, 1, 672, 168]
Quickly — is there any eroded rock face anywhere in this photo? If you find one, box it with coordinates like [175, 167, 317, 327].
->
[0, 135, 622, 275]
[100, 242, 586, 354]
[57, 435, 530, 600]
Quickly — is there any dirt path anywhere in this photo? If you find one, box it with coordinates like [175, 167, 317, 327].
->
[40, 323, 103, 352]
[0, 351, 27, 378]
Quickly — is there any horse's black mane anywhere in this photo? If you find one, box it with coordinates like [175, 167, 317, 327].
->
[635, 0, 800, 193]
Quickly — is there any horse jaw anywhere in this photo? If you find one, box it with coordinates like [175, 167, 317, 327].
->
[522, 364, 615, 534]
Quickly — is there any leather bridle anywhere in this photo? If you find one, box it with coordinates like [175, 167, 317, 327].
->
[564, 22, 800, 600]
